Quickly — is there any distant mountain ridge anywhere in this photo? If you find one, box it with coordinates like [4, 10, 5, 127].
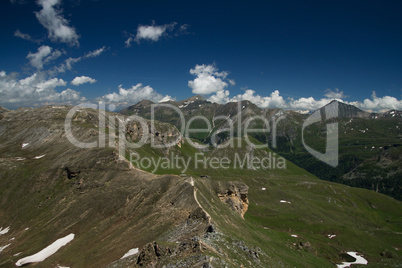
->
[119, 98, 402, 199]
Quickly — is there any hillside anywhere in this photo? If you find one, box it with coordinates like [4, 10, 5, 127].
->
[0, 106, 401, 267]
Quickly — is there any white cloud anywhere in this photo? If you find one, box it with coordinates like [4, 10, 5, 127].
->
[41, 88, 82, 102]
[84, 46, 106, 58]
[35, 0, 80, 46]
[125, 22, 188, 46]
[53, 46, 105, 73]
[206, 86, 401, 112]
[0, 70, 84, 107]
[353, 91, 402, 111]
[97, 84, 173, 107]
[71, 76, 96, 86]
[14, 29, 41, 43]
[188, 64, 233, 95]
[26, 45, 62, 70]
[229, 89, 287, 108]
[288, 96, 334, 111]
[158, 95, 174, 103]
[324, 88, 347, 99]
[207, 90, 230, 104]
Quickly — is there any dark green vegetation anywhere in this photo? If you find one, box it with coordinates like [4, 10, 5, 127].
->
[121, 98, 402, 200]
[0, 105, 401, 267]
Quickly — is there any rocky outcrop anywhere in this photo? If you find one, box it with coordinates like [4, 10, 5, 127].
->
[215, 182, 249, 218]
[134, 239, 212, 267]
[124, 120, 181, 148]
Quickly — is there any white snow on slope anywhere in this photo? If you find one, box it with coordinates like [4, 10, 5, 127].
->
[120, 248, 139, 259]
[0, 226, 10, 235]
[280, 200, 291, 204]
[22, 143, 29, 148]
[0, 244, 11, 253]
[337, 252, 368, 268]
[15, 233, 75, 267]
[34, 155, 46, 159]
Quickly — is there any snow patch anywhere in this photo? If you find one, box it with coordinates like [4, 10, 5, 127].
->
[261, 188, 266, 191]
[337, 252, 368, 268]
[0, 226, 10, 235]
[328, 234, 336, 239]
[34, 154, 46, 159]
[15, 233, 75, 267]
[120, 248, 139, 259]
[22, 143, 29, 148]
[280, 200, 291, 204]
[291, 234, 298, 238]
[0, 244, 11, 253]
[16, 157, 25, 161]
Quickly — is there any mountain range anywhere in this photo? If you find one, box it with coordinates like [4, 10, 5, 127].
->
[0, 101, 400, 267]
[121, 97, 402, 200]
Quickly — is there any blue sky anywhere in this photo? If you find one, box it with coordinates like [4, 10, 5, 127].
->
[1, 0, 401, 111]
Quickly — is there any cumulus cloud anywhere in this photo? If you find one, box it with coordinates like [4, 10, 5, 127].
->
[0, 70, 84, 107]
[288, 97, 334, 111]
[353, 91, 402, 111]
[188, 64, 234, 95]
[41, 88, 82, 102]
[35, 0, 80, 46]
[324, 88, 347, 99]
[97, 84, 173, 107]
[125, 22, 189, 46]
[26, 45, 62, 70]
[158, 95, 174, 103]
[71, 76, 96, 86]
[207, 90, 230, 104]
[229, 89, 287, 108]
[206, 87, 401, 112]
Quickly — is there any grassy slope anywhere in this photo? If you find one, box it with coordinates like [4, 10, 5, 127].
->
[125, 136, 402, 267]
